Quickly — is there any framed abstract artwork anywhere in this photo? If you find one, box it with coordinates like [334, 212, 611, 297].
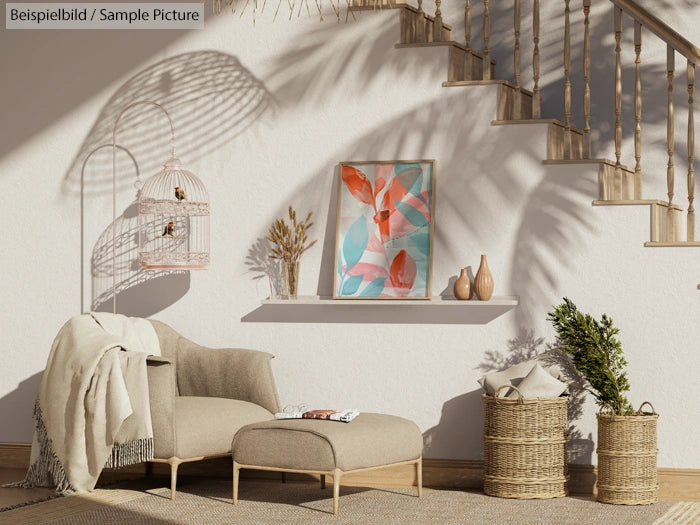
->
[333, 160, 436, 299]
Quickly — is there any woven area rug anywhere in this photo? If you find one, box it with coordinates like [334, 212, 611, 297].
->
[0, 478, 691, 525]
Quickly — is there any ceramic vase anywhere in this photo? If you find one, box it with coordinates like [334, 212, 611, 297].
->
[453, 268, 472, 300]
[282, 260, 299, 299]
[474, 254, 494, 301]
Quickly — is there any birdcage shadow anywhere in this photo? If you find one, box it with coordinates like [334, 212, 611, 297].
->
[91, 201, 190, 317]
[64, 50, 273, 196]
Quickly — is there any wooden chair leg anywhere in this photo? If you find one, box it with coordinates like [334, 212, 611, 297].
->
[232, 461, 240, 505]
[332, 469, 341, 515]
[170, 458, 182, 500]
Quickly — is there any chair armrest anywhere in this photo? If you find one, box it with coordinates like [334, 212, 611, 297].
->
[176, 346, 281, 414]
[146, 355, 176, 458]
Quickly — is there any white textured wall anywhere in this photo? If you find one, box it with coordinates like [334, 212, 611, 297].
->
[1, 2, 698, 468]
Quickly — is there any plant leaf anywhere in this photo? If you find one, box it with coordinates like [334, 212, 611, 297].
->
[408, 230, 431, 257]
[342, 217, 368, 272]
[341, 166, 374, 206]
[389, 249, 416, 294]
[359, 277, 387, 297]
[394, 165, 422, 194]
[395, 200, 429, 228]
[341, 274, 364, 296]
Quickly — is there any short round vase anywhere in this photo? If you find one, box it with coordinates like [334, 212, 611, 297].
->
[474, 254, 494, 301]
[453, 268, 472, 300]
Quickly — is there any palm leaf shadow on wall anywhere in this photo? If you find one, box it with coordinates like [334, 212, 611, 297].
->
[65, 50, 273, 196]
[81, 51, 272, 315]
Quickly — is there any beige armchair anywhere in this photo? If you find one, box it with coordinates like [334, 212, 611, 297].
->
[146, 320, 280, 498]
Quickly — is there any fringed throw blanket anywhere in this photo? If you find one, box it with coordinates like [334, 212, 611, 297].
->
[14, 312, 161, 494]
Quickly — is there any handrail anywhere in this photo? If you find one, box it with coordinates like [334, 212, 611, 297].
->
[609, 0, 700, 65]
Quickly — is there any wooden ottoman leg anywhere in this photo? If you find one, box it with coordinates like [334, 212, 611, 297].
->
[416, 457, 423, 498]
[332, 468, 342, 515]
[233, 461, 241, 505]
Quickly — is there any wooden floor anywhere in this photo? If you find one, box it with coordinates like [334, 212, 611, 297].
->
[0, 468, 56, 509]
[0, 467, 151, 510]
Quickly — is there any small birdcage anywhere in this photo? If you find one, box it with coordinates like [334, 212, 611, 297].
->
[138, 156, 210, 269]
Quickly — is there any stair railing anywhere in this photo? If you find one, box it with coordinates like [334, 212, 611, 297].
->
[461, 0, 698, 242]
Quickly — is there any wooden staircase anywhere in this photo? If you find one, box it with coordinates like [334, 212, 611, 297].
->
[353, 0, 700, 249]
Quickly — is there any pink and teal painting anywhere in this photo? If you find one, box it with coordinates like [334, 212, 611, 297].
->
[334, 160, 435, 299]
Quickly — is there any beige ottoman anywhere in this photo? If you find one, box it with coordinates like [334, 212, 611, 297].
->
[231, 413, 423, 514]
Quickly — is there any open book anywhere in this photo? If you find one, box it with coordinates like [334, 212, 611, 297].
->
[274, 409, 360, 423]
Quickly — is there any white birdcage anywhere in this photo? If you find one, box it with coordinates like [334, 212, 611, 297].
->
[138, 156, 210, 269]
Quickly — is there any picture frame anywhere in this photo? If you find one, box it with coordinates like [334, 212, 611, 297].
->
[333, 160, 436, 299]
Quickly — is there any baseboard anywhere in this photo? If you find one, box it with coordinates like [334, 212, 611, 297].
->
[2, 442, 697, 501]
[0, 443, 33, 469]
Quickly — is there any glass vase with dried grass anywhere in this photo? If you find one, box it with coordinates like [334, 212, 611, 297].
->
[266, 206, 316, 299]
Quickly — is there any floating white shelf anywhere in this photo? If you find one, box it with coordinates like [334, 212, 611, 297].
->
[242, 295, 519, 324]
[262, 295, 520, 306]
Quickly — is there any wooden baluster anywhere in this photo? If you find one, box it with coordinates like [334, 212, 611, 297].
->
[582, 0, 591, 158]
[532, 0, 541, 117]
[667, 46, 676, 240]
[465, 0, 471, 50]
[564, 0, 572, 159]
[416, 0, 425, 43]
[514, 0, 521, 118]
[688, 61, 696, 241]
[614, 7, 623, 192]
[513, 0, 522, 119]
[434, 0, 443, 42]
[483, 0, 491, 80]
[667, 45, 675, 206]
[634, 22, 642, 199]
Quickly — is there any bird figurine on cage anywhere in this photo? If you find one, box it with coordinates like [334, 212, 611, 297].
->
[162, 221, 175, 237]
[175, 186, 187, 201]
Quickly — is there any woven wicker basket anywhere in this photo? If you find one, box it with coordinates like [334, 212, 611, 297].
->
[483, 385, 568, 499]
[596, 401, 658, 505]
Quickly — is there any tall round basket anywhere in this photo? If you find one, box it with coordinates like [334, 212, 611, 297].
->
[596, 401, 658, 505]
[483, 386, 568, 499]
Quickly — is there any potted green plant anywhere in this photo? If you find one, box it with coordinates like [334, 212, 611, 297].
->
[547, 298, 658, 505]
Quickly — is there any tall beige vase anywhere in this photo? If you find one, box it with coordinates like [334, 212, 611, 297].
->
[474, 254, 494, 300]
[453, 268, 472, 300]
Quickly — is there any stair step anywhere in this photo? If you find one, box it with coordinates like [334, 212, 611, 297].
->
[592, 199, 683, 211]
[352, 0, 407, 7]
[445, 81, 532, 118]
[644, 241, 700, 247]
[396, 42, 495, 82]
[444, 79, 532, 96]
[491, 119, 585, 161]
[545, 159, 641, 200]
[397, 5, 452, 44]
[594, 199, 685, 243]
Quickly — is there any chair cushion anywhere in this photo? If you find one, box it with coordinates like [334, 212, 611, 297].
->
[174, 397, 274, 459]
[231, 413, 423, 473]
